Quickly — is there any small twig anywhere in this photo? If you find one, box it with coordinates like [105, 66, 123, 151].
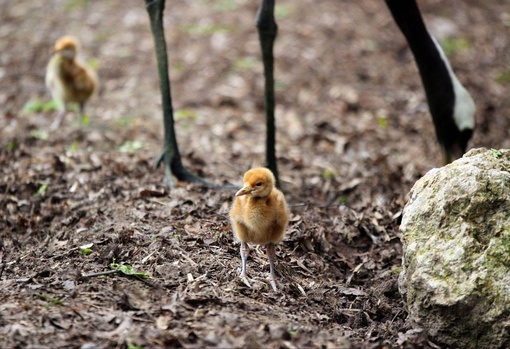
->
[174, 245, 198, 266]
[80, 270, 118, 278]
[297, 284, 307, 297]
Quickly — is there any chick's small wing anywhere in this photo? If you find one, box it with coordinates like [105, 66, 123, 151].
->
[73, 64, 97, 93]
[273, 189, 290, 227]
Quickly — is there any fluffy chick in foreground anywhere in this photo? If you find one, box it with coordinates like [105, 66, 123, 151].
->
[229, 167, 290, 291]
[45, 35, 97, 129]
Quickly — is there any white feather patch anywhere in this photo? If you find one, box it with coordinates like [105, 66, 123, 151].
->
[430, 32, 476, 131]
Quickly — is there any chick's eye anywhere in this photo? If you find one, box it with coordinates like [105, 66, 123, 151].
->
[255, 182, 263, 187]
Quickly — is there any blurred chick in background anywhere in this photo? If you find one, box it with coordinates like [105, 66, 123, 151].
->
[45, 35, 97, 129]
[229, 167, 290, 291]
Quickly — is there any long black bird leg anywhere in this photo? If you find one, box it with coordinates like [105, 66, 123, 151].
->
[256, 0, 280, 187]
[385, 0, 475, 164]
[145, 0, 216, 188]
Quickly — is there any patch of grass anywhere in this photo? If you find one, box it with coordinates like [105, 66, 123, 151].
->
[214, 0, 238, 11]
[34, 293, 64, 307]
[68, 103, 79, 113]
[127, 344, 144, 349]
[275, 4, 295, 19]
[234, 56, 258, 71]
[168, 233, 182, 240]
[495, 70, 510, 85]
[23, 99, 60, 114]
[86, 57, 100, 70]
[119, 140, 144, 153]
[377, 115, 388, 129]
[172, 61, 185, 73]
[66, 140, 80, 153]
[175, 109, 199, 121]
[338, 195, 349, 205]
[114, 116, 137, 127]
[275, 80, 284, 91]
[80, 113, 90, 126]
[175, 109, 199, 130]
[7, 140, 16, 152]
[178, 23, 233, 36]
[322, 169, 337, 180]
[30, 130, 49, 141]
[441, 37, 470, 56]
[391, 266, 402, 275]
[95, 30, 111, 44]
[63, 0, 89, 10]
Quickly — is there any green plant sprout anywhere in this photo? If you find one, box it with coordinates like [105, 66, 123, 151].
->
[34, 293, 64, 307]
[322, 169, 337, 180]
[65, 140, 80, 153]
[80, 113, 90, 126]
[7, 140, 16, 152]
[79, 243, 93, 255]
[491, 149, 503, 159]
[35, 183, 48, 196]
[110, 262, 149, 279]
[338, 195, 349, 205]
[81, 261, 150, 280]
[377, 115, 388, 129]
[127, 343, 144, 349]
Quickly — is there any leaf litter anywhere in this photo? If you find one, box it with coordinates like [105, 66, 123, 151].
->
[1, 0, 509, 348]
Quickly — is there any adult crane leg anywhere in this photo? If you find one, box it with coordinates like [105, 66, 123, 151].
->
[145, 0, 214, 188]
[256, 0, 280, 187]
[385, 0, 475, 164]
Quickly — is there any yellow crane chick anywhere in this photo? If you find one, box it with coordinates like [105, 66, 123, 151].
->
[45, 35, 97, 129]
[229, 167, 290, 291]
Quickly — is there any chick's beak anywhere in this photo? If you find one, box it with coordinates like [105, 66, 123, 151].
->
[235, 186, 252, 197]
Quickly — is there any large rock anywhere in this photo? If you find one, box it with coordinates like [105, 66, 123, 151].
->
[399, 148, 510, 349]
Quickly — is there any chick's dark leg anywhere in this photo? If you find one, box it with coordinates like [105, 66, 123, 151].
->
[267, 242, 278, 291]
[256, 0, 280, 187]
[239, 241, 250, 279]
[79, 102, 87, 124]
[145, 0, 214, 188]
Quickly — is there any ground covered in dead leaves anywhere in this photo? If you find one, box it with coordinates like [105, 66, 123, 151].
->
[1, 0, 509, 348]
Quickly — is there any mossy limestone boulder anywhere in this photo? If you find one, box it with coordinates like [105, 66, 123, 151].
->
[399, 148, 510, 349]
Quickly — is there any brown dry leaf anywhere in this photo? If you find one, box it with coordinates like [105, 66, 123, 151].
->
[121, 285, 152, 311]
[156, 315, 173, 330]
